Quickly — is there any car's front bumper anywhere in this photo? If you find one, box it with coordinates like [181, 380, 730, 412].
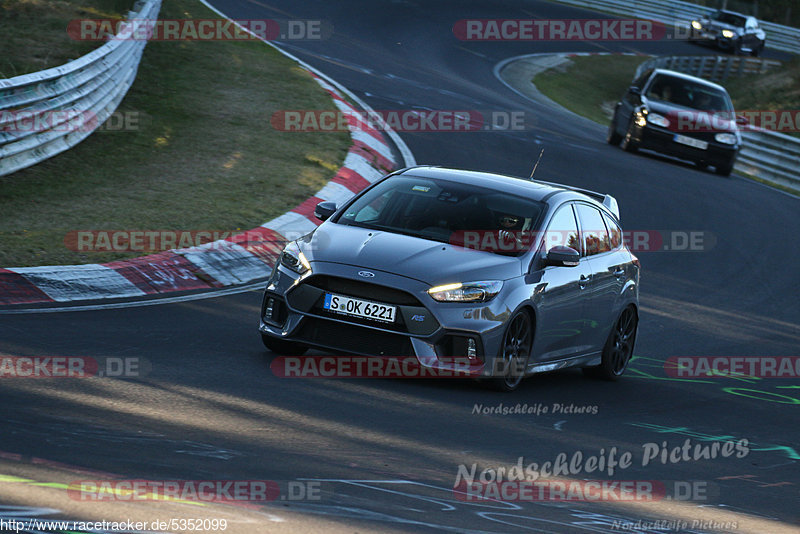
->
[633, 124, 739, 168]
[689, 29, 737, 49]
[258, 261, 515, 377]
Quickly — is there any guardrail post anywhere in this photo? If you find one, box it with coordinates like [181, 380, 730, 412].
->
[736, 57, 746, 78]
[721, 57, 732, 82]
[698, 56, 709, 80]
[709, 56, 722, 82]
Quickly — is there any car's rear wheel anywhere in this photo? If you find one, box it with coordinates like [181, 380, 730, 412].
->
[261, 333, 308, 356]
[488, 311, 533, 392]
[583, 306, 637, 381]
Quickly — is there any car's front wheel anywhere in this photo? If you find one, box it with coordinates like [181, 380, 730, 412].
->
[488, 311, 533, 392]
[607, 117, 622, 145]
[261, 333, 308, 356]
[584, 306, 637, 381]
[715, 158, 735, 177]
[621, 120, 639, 152]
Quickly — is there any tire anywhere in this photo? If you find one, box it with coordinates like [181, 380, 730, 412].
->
[487, 311, 533, 392]
[261, 333, 308, 356]
[620, 120, 639, 153]
[583, 307, 637, 381]
[751, 42, 764, 57]
[607, 118, 622, 145]
[715, 159, 735, 177]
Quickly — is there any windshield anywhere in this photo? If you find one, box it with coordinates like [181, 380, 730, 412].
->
[336, 175, 544, 256]
[711, 11, 746, 27]
[645, 74, 733, 112]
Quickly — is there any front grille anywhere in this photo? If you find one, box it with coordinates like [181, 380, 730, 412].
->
[304, 275, 422, 306]
[294, 317, 414, 357]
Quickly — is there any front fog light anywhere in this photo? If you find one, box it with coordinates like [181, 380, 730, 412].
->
[467, 338, 478, 360]
[265, 297, 275, 319]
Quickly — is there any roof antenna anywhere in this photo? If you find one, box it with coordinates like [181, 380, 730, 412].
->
[529, 147, 545, 179]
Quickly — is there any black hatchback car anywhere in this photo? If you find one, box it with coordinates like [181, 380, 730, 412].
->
[608, 68, 741, 176]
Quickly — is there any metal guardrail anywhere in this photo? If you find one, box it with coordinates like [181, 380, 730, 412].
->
[0, 0, 161, 178]
[634, 54, 780, 83]
[553, 0, 800, 54]
[738, 128, 800, 192]
[632, 54, 800, 191]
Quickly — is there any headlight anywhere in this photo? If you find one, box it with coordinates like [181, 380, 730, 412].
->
[691, 20, 702, 30]
[647, 113, 670, 128]
[715, 132, 738, 145]
[280, 241, 311, 274]
[428, 281, 503, 303]
[634, 110, 647, 127]
[721, 29, 735, 38]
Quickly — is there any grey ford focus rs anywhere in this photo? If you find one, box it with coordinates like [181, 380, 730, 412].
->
[259, 166, 640, 391]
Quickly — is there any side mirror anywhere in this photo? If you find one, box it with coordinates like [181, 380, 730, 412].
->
[545, 246, 580, 267]
[314, 201, 337, 222]
[628, 86, 642, 96]
[736, 115, 749, 127]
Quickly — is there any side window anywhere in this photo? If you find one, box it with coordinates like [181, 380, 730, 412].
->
[575, 204, 611, 256]
[602, 211, 623, 250]
[543, 204, 580, 254]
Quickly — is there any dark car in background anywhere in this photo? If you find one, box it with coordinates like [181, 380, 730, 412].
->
[689, 9, 766, 56]
[259, 166, 640, 391]
[608, 68, 741, 176]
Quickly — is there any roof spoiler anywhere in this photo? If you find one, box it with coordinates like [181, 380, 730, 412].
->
[533, 179, 620, 220]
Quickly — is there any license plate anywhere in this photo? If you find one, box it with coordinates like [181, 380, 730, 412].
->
[674, 134, 708, 150]
[323, 293, 396, 323]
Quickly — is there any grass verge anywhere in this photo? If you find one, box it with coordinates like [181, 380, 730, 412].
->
[0, 0, 129, 77]
[533, 55, 647, 125]
[0, 0, 352, 267]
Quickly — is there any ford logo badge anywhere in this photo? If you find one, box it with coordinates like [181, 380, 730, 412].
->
[358, 271, 375, 278]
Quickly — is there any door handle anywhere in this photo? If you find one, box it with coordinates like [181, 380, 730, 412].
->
[579, 274, 591, 289]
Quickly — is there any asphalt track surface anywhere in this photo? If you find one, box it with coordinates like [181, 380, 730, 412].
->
[1, 1, 799, 532]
